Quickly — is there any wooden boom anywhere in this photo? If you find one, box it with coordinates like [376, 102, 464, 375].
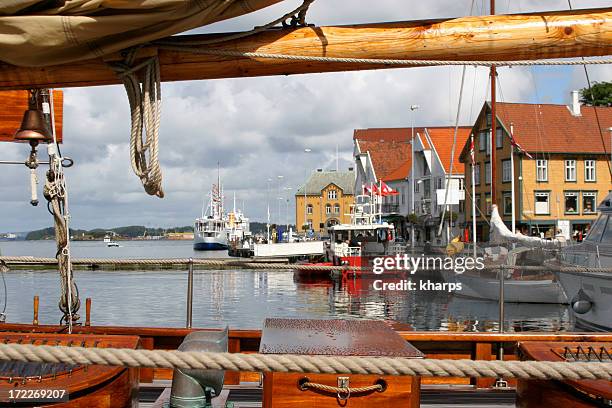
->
[0, 7, 610, 90]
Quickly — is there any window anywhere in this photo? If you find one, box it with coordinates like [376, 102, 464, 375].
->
[536, 159, 548, 182]
[436, 178, 443, 189]
[565, 159, 576, 182]
[486, 112, 492, 127]
[564, 192, 578, 214]
[401, 188, 405, 204]
[334, 203, 340, 214]
[478, 131, 487, 152]
[414, 181, 420, 193]
[485, 162, 491, 184]
[496, 128, 503, 148]
[325, 204, 331, 214]
[503, 192, 512, 215]
[583, 192, 597, 214]
[485, 193, 492, 215]
[327, 190, 337, 200]
[458, 178, 465, 190]
[535, 192, 550, 215]
[502, 160, 511, 183]
[474, 164, 481, 185]
[306, 204, 313, 214]
[307, 219, 313, 229]
[585, 159, 596, 182]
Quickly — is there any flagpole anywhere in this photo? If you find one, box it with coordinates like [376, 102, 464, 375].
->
[471, 133, 477, 258]
[510, 124, 516, 234]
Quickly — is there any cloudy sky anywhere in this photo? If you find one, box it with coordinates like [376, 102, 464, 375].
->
[0, 0, 610, 232]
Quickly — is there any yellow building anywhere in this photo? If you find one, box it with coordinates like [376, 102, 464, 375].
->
[460, 100, 611, 240]
[295, 169, 355, 233]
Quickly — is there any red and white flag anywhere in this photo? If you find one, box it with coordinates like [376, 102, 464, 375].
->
[363, 183, 378, 194]
[380, 181, 399, 196]
[469, 134, 475, 164]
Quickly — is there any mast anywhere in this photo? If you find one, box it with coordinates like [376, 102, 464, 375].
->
[490, 0, 497, 207]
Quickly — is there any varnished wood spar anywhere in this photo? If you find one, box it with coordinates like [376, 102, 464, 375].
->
[0, 8, 610, 90]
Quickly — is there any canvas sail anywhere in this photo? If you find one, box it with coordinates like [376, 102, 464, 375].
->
[0, 0, 283, 67]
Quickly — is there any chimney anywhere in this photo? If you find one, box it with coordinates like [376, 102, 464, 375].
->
[570, 90, 581, 116]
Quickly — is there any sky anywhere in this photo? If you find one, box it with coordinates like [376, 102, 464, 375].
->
[0, 0, 610, 232]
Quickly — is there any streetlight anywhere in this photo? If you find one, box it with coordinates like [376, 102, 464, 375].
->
[266, 177, 272, 242]
[410, 104, 419, 250]
[277, 175, 284, 225]
[284, 187, 293, 240]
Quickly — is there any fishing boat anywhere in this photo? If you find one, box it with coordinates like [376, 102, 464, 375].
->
[327, 194, 396, 273]
[0, 0, 610, 406]
[194, 180, 228, 251]
[103, 235, 120, 248]
[552, 192, 612, 331]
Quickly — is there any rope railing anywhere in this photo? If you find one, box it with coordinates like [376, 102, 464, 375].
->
[1, 256, 611, 273]
[0, 343, 610, 381]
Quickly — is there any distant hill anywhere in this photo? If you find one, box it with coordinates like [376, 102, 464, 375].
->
[26, 225, 194, 240]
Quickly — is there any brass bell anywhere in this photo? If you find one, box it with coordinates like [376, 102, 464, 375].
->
[14, 108, 53, 145]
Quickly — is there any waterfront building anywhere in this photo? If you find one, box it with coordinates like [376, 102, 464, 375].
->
[460, 97, 612, 241]
[353, 127, 470, 246]
[295, 169, 355, 234]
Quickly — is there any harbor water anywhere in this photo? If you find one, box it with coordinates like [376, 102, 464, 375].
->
[0, 240, 572, 331]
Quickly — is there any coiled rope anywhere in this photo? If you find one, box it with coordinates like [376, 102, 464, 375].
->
[109, 53, 164, 198]
[0, 343, 610, 381]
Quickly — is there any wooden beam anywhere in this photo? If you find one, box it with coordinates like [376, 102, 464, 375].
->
[0, 7, 610, 90]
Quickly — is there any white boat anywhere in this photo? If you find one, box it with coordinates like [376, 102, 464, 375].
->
[554, 192, 612, 331]
[328, 194, 396, 263]
[103, 235, 120, 247]
[194, 181, 227, 251]
[226, 195, 251, 247]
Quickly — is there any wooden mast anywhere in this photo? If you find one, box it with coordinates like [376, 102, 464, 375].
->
[0, 8, 610, 90]
[490, 1, 497, 206]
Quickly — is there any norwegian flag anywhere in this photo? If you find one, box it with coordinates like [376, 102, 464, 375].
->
[509, 126, 533, 159]
[380, 181, 399, 196]
[363, 183, 378, 195]
[469, 133, 475, 164]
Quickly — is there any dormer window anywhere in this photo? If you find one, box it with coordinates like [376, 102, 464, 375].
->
[327, 190, 337, 200]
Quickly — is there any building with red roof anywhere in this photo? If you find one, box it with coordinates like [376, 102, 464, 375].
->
[460, 96, 612, 241]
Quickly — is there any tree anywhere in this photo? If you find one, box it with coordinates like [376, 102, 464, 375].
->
[579, 81, 612, 106]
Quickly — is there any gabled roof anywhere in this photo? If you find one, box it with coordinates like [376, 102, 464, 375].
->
[426, 127, 471, 174]
[353, 128, 419, 182]
[296, 170, 355, 195]
[354, 127, 470, 181]
[494, 102, 611, 154]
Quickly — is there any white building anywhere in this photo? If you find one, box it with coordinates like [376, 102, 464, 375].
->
[353, 127, 470, 247]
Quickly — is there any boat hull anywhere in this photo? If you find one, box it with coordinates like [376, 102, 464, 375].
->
[441, 269, 568, 304]
[556, 270, 612, 331]
[193, 241, 228, 250]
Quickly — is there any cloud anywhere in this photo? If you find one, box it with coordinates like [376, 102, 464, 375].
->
[1, 0, 609, 231]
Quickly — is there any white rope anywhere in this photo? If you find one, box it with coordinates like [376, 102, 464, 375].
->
[0, 343, 610, 381]
[111, 56, 164, 198]
[157, 48, 612, 67]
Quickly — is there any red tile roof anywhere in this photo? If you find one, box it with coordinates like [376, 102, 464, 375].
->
[496, 103, 612, 154]
[355, 128, 413, 182]
[354, 127, 470, 181]
[426, 127, 471, 174]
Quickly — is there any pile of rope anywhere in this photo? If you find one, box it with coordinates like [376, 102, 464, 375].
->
[0, 342, 610, 381]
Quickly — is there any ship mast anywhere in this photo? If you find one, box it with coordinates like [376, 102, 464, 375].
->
[490, 0, 497, 207]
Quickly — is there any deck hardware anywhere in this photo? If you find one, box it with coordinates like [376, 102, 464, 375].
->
[337, 376, 351, 401]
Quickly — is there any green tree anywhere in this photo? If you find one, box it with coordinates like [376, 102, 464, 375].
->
[579, 81, 612, 106]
